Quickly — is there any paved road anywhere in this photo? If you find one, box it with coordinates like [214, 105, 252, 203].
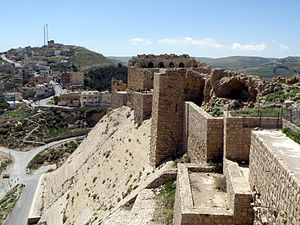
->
[0, 54, 21, 67]
[35, 81, 62, 107]
[0, 136, 85, 225]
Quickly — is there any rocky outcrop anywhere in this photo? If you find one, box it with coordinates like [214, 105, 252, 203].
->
[272, 75, 300, 85]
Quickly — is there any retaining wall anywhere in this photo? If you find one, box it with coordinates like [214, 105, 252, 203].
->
[174, 163, 253, 225]
[133, 92, 152, 122]
[184, 102, 223, 163]
[249, 130, 300, 225]
[224, 113, 282, 161]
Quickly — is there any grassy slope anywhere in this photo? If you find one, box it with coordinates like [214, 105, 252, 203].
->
[70, 47, 117, 71]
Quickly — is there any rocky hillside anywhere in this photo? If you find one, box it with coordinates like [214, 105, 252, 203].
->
[196, 56, 300, 79]
[70, 47, 116, 71]
[35, 107, 165, 225]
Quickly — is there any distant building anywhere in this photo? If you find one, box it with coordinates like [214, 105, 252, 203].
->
[35, 83, 54, 99]
[58, 90, 80, 107]
[71, 72, 84, 86]
[80, 91, 101, 107]
[7, 100, 22, 109]
[21, 87, 36, 98]
[48, 40, 55, 48]
[60, 72, 71, 88]
[3, 92, 22, 102]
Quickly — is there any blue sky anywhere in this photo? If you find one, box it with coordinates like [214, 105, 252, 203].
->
[0, 0, 299, 58]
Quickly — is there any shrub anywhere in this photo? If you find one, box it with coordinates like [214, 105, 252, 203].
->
[214, 176, 226, 192]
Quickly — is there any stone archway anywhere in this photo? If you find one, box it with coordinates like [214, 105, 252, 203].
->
[179, 62, 184, 68]
[148, 62, 154, 68]
[169, 62, 174, 68]
[159, 62, 164, 68]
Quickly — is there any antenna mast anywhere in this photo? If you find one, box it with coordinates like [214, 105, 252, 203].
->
[46, 24, 49, 43]
[43, 25, 46, 46]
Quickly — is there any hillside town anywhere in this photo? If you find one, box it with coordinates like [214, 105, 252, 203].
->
[0, 40, 111, 110]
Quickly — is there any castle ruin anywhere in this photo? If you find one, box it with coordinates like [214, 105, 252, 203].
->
[109, 54, 300, 224]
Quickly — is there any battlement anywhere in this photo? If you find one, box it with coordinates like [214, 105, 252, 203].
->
[128, 54, 209, 69]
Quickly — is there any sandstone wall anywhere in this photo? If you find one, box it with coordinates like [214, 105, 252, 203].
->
[224, 113, 282, 161]
[150, 69, 186, 166]
[127, 66, 154, 91]
[184, 102, 223, 163]
[111, 91, 127, 109]
[133, 92, 152, 122]
[128, 54, 208, 69]
[249, 130, 300, 225]
[174, 163, 253, 225]
[223, 159, 253, 224]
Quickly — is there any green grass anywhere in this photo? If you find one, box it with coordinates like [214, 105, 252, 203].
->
[162, 179, 176, 225]
[173, 154, 190, 168]
[230, 108, 281, 117]
[214, 176, 226, 192]
[27, 140, 81, 172]
[0, 184, 22, 224]
[0, 159, 13, 174]
[70, 47, 115, 71]
[282, 128, 300, 144]
[0, 105, 38, 120]
[45, 126, 71, 139]
[265, 87, 300, 102]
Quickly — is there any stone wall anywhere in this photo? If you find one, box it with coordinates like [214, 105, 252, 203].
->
[224, 112, 282, 161]
[184, 101, 223, 163]
[111, 91, 127, 109]
[133, 92, 152, 122]
[174, 163, 253, 225]
[282, 104, 300, 127]
[223, 159, 253, 224]
[128, 54, 209, 69]
[150, 68, 207, 166]
[150, 69, 186, 166]
[249, 130, 300, 225]
[127, 65, 155, 91]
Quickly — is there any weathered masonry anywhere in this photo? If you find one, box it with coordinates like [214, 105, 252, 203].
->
[110, 54, 300, 225]
[249, 130, 300, 225]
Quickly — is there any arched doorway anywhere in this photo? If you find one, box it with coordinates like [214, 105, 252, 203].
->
[148, 62, 154, 68]
[179, 62, 184, 68]
[159, 62, 164, 68]
[169, 62, 174, 68]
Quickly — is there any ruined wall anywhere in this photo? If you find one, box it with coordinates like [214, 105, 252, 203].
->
[174, 163, 253, 225]
[224, 113, 282, 161]
[111, 91, 127, 109]
[133, 92, 152, 122]
[128, 54, 209, 69]
[184, 102, 223, 163]
[150, 69, 186, 166]
[127, 65, 155, 91]
[110, 78, 127, 108]
[249, 130, 300, 225]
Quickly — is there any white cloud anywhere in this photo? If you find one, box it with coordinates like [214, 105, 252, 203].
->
[272, 39, 276, 43]
[279, 43, 290, 51]
[158, 37, 224, 49]
[231, 42, 267, 51]
[129, 38, 151, 46]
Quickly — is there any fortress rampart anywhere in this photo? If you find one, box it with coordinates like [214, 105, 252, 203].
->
[108, 54, 300, 224]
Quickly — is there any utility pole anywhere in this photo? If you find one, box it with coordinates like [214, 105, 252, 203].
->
[43, 25, 46, 46]
[46, 24, 49, 43]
